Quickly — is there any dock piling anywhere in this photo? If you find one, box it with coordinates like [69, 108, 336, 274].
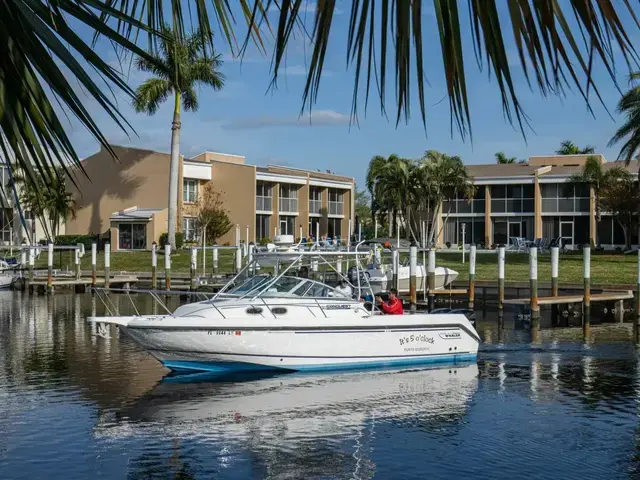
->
[151, 244, 157, 289]
[551, 246, 559, 296]
[19, 245, 26, 279]
[104, 243, 111, 289]
[392, 249, 399, 291]
[27, 246, 34, 292]
[74, 247, 80, 280]
[427, 249, 436, 312]
[47, 242, 53, 293]
[235, 245, 242, 273]
[409, 243, 417, 311]
[583, 246, 591, 341]
[468, 244, 476, 309]
[498, 246, 505, 320]
[91, 243, 97, 288]
[164, 244, 171, 290]
[190, 247, 197, 291]
[529, 246, 540, 340]
[213, 248, 219, 274]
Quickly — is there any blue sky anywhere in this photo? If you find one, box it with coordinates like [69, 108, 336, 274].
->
[66, 2, 639, 187]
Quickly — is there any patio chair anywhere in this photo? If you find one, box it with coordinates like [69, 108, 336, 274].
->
[539, 237, 549, 252]
[515, 237, 529, 253]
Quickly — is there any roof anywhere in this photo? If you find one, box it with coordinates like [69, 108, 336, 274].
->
[256, 165, 354, 183]
[467, 160, 640, 180]
[110, 207, 164, 221]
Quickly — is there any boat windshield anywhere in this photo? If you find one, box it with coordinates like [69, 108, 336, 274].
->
[228, 274, 350, 298]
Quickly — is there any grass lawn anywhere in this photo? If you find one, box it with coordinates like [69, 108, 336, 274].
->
[432, 251, 639, 286]
[30, 248, 640, 285]
[33, 249, 237, 274]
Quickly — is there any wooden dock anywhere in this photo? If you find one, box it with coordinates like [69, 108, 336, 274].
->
[24, 275, 139, 293]
[502, 290, 633, 305]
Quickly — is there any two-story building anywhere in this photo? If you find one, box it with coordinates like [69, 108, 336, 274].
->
[65, 145, 355, 250]
[440, 154, 639, 249]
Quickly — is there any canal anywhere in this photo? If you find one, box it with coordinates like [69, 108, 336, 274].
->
[1, 291, 639, 479]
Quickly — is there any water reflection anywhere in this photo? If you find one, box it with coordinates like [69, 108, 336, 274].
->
[1, 292, 640, 478]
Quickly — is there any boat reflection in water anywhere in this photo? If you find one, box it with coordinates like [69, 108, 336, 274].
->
[96, 363, 479, 448]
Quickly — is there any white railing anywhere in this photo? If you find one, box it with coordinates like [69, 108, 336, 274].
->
[256, 196, 272, 212]
[279, 198, 298, 213]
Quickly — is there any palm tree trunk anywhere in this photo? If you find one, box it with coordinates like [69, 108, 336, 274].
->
[387, 210, 393, 237]
[168, 92, 181, 248]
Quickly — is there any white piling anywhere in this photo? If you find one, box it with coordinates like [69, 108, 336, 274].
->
[151, 243, 157, 289]
[213, 247, 219, 274]
[47, 242, 54, 291]
[409, 243, 417, 310]
[164, 244, 171, 290]
[104, 243, 111, 289]
[235, 245, 242, 273]
[91, 243, 97, 287]
[190, 247, 198, 290]
[245, 225, 249, 256]
[74, 247, 80, 280]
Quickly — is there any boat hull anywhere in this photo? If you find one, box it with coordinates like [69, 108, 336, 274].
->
[122, 320, 478, 374]
[367, 267, 458, 294]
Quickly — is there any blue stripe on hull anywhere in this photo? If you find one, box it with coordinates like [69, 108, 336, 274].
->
[162, 353, 477, 374]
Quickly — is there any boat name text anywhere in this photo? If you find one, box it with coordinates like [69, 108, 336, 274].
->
[399, 334, 434, 346]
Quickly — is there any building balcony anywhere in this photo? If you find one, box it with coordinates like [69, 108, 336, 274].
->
[256, 196, 272, 212]
[309, 199, 322, 215]
[279, 198, 298, 213]
[328, 201, 344, 216]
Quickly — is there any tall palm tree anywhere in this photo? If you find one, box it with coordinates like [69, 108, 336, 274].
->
[133, 26, 224, 248]
[556, 141, 596, 155]
[495, 152, 516, 164]
[2, 1, 637, 202]
[366, 154, 407, 237]
[608, 72, 640, 245]
[568, 155, 605, 245]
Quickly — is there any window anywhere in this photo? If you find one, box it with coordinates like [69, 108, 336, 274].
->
[309, 187, 322, 214]
[183, 179, 198, 203]
[256, 182, 272, 212]
[328, 189, 344, 215]
[182, 217, 198, 242]
[541, 182, 590, 213]
[490, 183, 534, 214]
[0, 209, 11, 242]
[256, 214, 270, 241]
[328, 218, 342, 238]
[279, 184, 298, 213]
[279, 215, 296, 235]
[118, 223, 146, 250]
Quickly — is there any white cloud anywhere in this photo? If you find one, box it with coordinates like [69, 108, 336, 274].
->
[222, 109, 350, 130]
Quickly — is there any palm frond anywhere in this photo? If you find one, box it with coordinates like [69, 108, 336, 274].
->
[181, 85, 199, 112]
[133, 78, 172, 114]
[188, 57, 225, 90]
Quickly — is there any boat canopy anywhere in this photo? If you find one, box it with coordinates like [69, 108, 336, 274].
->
[228, 275, 350, 299]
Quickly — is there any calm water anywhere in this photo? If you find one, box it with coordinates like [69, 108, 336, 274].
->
[1, 292, 640, 479]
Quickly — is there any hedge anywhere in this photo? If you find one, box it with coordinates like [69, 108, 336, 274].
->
[159, 232, 185, 249]
[54, 234, 100, 249]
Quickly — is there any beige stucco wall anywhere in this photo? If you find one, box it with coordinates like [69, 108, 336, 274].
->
[341, 188, 351, 239]
[298, 180, 310, 240]
[67, 146, 170, 236]
[191, 152, 246, 164]
[210, 161, 256, 245]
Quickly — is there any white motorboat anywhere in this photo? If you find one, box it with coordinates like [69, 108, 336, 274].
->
[365, 258, 458, 295]
[254, 234, 305, 266]
[0, 260, 17, 289]
[89, 250, 479, 374]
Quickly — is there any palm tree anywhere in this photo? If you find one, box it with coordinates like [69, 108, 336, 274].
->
[556, 141, 596, 155]
[495, 152, 516, 164]
[412, 151, 475, 246]
[568, 155, 605, 245]
[15, 166, 76, 240]
[608, 72, 640, 245]
[132, 26, 224, 248]
[2, 1, 637, 202]
[366, 154, 407, 237]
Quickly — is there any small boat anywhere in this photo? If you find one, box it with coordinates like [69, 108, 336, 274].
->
[0, 260, 17, 289]
[89, 250, 479, 374]
[365, 258, 458, 295]
[253, 234, 305, 266]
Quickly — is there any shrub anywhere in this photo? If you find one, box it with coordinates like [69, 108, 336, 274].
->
[259, 237, 271, 246]
[54, 234, 99, 249]
[159, 232, 185, 249]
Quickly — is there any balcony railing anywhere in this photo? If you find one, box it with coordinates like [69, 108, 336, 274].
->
[309, 199, 322, 214]
[256, 196, 272, 212]
[328, 201, 344, 215]
[279, 198, 298, 213]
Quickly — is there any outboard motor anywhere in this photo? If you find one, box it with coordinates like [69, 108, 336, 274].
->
[347, 265, 359, 285]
